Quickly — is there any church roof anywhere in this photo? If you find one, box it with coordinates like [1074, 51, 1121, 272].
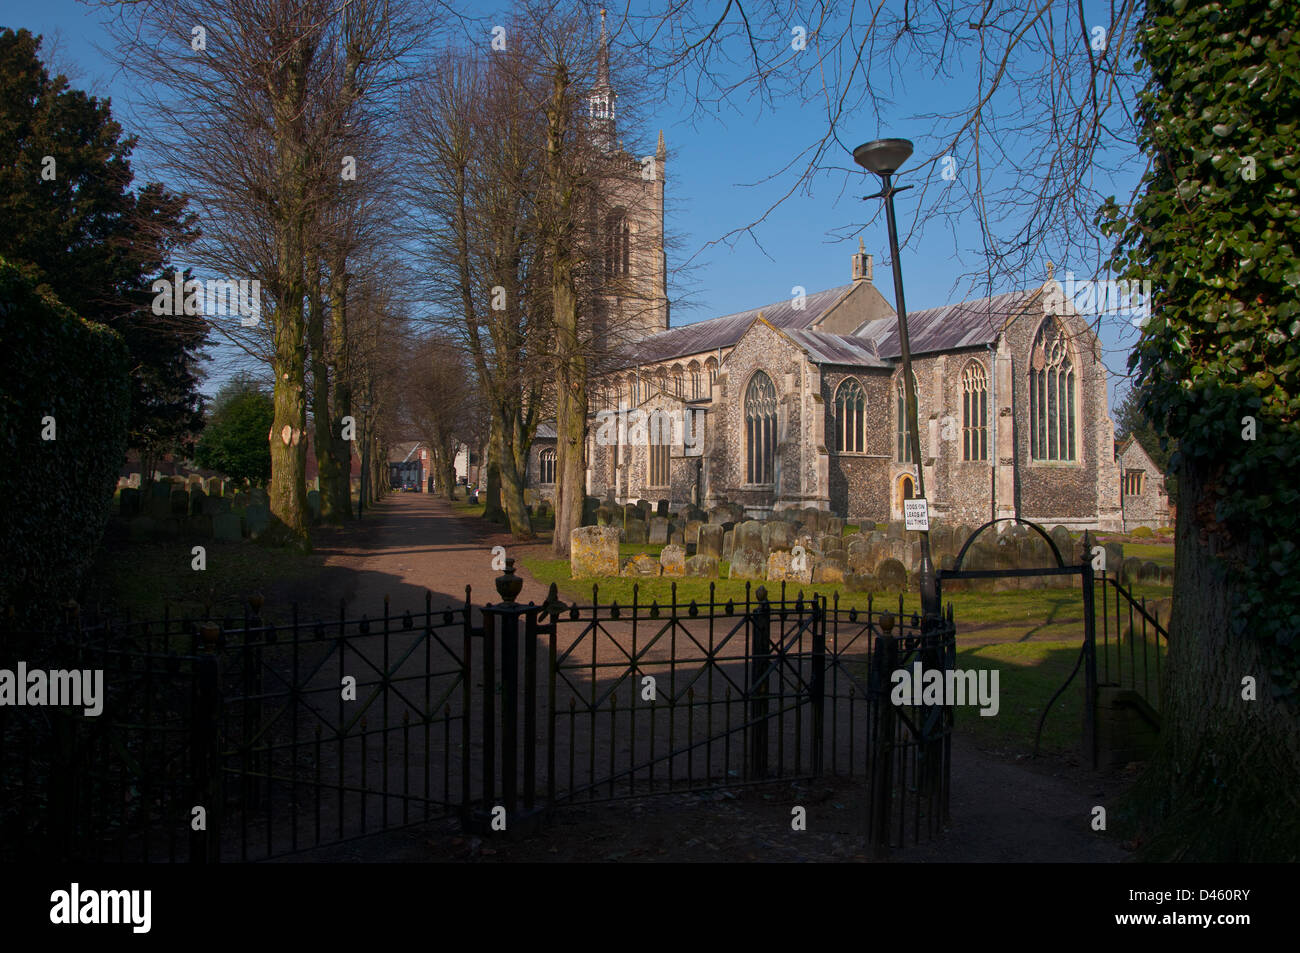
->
[605, 283, 1044, 373]
[606, 284, 854, 370]
[784, 329, 888, 367]
[855, 288, 1042, 357]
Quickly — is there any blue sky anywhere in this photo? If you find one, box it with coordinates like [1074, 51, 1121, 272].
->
[3, 0, 1145, 412]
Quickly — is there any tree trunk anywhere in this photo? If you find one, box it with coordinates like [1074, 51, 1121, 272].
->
[308, 272, 344, 524]
[326, 270, 353, 520]
[551, 278, 586, 558]
[1121, 458, 1300, 860]
[498, 408, 534, 540]
[483, 418, 505, 523]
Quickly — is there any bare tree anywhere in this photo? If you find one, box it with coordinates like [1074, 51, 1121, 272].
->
[104, 0, 427, 546]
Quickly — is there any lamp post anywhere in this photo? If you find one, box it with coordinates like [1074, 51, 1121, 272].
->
[854, 137, 940, 626]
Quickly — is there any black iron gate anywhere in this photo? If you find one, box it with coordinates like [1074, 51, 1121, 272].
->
[8, 569, 956, 861]
[937, 517, 1100, 766]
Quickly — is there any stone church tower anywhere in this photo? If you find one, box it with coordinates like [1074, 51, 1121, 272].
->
[588, 10, 669, 345]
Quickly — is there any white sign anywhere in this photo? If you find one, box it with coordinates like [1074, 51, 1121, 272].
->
[904, 499, 930, 531]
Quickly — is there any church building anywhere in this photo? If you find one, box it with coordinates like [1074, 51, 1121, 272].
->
[526, 13, 1164, 534]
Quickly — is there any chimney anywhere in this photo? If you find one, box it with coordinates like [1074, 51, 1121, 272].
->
[852, 238, 873, 283]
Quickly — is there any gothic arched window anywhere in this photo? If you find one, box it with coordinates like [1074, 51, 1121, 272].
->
[671, 364, 684, 398]
[834, 378, 866, 453]
[539, 448, 556, 484]
[1029, 318, 1077, 461]
[630, 373, 640, 405]
[605, 211, 630, 278]
[705, 357, 718, 390]
[896, 374, 919, 463]
[745, 371, 777, 484]
[688, 361, 702, 399]
[962, 361, 989, 461]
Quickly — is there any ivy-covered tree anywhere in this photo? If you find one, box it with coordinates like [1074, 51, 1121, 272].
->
[0, 28, 204, 483]
[194, 376, 274, 488]
[1102, 0, 1300, 860]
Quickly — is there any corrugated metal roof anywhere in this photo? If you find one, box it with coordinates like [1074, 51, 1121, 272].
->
[784, 329, 888, 367]
[606, 284, 854, 370]
[855, 288, 1040, 357]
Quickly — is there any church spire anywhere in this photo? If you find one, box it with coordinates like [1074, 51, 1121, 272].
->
[597, 8, 610, 87]
[588, 8, 616, 151]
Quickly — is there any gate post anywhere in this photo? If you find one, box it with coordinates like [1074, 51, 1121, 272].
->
[747, 587, 772, 780]
[191, 643, 221, 863]
[810, 598, 827, 778]
[867, 633, 899, 856]
[1081, 557, 1099, 770]
[471, 559, 545, 836]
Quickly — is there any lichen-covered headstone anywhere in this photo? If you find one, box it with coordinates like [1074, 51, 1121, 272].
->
[660, 544, 686, 577]
[697, 524, 724, 559]
[570, 526, 621, 578]
[728, 547, 766, 580]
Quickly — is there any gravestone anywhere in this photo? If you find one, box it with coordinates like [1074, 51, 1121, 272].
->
[656, 500, 670, 517]
[844, 573, 875, 593]
[307, 490, 322, 520]
[623, 518, 648, 545]
[819, 534, 844, 554]
[669, 530, 684, 547]
[825, 516, 845, 538]
[684, 520, 704, 545]
[119, 487, 142, 518]
[1104, 542, 1125, 573]
[660, 544, 686, 577]
[721, 530, 734, 560]
[169, 489, 189, 517]
[570, 526, 621, 578]
[887, 521, 906, 540]
[734, 520, 764, 554]
[846, 537, 874, 575]
[1139, 560, 1161, 583]
[762, 520, 795, 553]
[621, 553, 661, 577]
[649, 517, 670, 545]
[812, 552, 847, 584]
[1121, 556, 1144, 585]
[767, 551, 812, 584]
[596, 506, 615, 527]
[1049, 525, 1072, 559]
[728, 547, 766, 580]
[697, 524, 724, 560]
[205, 477, 224, 497]
[189, 487, 207, 516]
[213, 513, 242, 542]
[245, 503, 271, 539]
[685, 555, 719, 577]
[875, 558, 907, 590]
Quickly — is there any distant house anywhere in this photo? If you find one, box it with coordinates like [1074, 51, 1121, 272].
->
[388, 441, 428, 490]
[1116, 434, 1171, 531]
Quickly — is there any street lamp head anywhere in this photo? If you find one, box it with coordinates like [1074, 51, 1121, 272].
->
[853, 138, 914, 176]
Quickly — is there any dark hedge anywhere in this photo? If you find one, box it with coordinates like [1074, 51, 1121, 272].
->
[0, 257, 130, 637]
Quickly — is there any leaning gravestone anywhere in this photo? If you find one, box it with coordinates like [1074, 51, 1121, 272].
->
[697, 524, 724, 560]
[213, 512, 242, 542]
[570, 526, 621, 578]
[660, 544, 686, 577]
